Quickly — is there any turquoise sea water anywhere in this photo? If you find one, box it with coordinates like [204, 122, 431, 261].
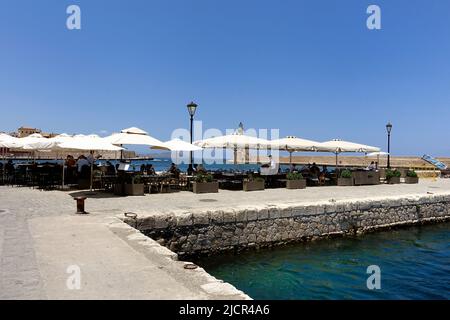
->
[195, 223, 450, 300]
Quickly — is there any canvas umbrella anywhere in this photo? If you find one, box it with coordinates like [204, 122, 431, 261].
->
[194, 133, 271, 165]
[270, 136, 327, 165]
[15, 133, 49, 162]
[105, 127, 166, 159]
[22, 134, 74, 188]
[151, 138, 202, 164]
[0, 134, 21, 182]
[318, 139, 380, 169]
[58, 135, 123, 191]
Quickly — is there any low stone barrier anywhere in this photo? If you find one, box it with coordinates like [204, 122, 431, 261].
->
[123, 194, 450, 258]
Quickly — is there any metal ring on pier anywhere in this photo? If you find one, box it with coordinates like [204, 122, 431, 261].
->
[124, 212, 138, 219]
[184, 263, 198, 270]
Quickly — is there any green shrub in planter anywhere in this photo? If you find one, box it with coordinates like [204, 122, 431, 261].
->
[286, 172, 303, 180]
[340, 169, 352, 179]
[193, 173, 218, 193]
[405, 170, 419, 184]
[406, 170, 418, 178]
[243, 174, 265, 191]
[194, 173, 214, 183]
[286, 172, 306, 189]
[386, 169, 401, 184]
[338, 169, 353, 186]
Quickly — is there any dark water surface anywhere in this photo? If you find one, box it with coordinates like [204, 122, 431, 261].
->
[195, 223, 450, 299]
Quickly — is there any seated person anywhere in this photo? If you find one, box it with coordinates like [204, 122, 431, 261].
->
[196, 164, 207, 174]
[290, 164, 298, 173]
[167, 163, 180, 178]
[65, 155, 76, 168]
[366, 161, 376, 171]
[310, 162, 320, 177]
[147, 164, 156, 175]
[5, 160, 15, 175]
[106, 161, 116, 175]
[140, 164, 147, 174]
[76, 155, 90, 174]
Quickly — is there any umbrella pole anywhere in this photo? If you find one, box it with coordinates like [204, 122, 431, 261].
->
[289, 151, 293, 166]
[234, 147, 237, 166]
[90, 161, 93, 192]
[62, 158, 65, 190]
[335, 152, 338, 170]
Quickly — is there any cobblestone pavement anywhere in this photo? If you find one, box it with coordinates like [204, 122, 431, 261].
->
[1, 179, 450, 299]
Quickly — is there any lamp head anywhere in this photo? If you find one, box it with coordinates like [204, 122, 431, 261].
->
[386, 122, 393, 134]
[187, 102, 198, 116]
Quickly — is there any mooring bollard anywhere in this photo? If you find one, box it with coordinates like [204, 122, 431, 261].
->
[74, 196, 88, 214]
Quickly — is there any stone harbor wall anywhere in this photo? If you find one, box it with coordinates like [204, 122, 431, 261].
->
[123, 194, 450, 258]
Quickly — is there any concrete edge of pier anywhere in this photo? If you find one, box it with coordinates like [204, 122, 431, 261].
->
[107, 218, 251, 300]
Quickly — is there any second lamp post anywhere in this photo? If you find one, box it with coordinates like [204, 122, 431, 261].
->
[386, 122, 392, 169]
[187, 101, 198, 174]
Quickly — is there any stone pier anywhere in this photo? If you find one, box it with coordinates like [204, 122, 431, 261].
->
[126, 194, 450, 257]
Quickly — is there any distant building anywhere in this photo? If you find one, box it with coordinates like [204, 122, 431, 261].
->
[17, 126, 57, 138]
[17, 127, 42, 138]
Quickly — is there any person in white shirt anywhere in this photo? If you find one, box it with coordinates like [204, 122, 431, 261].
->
[366, 161, 376, 171]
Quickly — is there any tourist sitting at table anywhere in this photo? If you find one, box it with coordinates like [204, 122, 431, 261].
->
[106, 161, 116, 175]
[140, 164, 147, 174]
[290, 163, 298, 173]
[76, 155, 90, 173]
[366, 161, 376, 171]
[65, 155, 76, 168]
[147, 164, 156, 175]
[167, 163, 180, 178]
[196, 164, 207, 174]
[310, 162, 320, 177]
[5, 160, 15, 175]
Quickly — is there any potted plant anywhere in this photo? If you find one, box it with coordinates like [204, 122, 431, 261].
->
[192, 173, 219, 194]
[405, 170, 419, 184]
[124, 174, 145, 196]
[337, 169, 354, 186]
[286, 172, 306, 189]
[243, 174, 265, 191]
[386, 169, 401, 184]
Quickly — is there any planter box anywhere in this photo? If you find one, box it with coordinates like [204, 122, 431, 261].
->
[124, 183, 144, 196]
[192, 181, 219, 194]
[286, 179, 306, 189]
[387, 177, 401, 184]
[353, 171, 380, 185]
[113, 183, 124, 196]
[243, 180, 265, 192]
[337, 178, 354, 186]
[405, 176, 419, 184]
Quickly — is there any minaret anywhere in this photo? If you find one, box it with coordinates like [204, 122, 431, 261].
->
[235, 122, 249, 164]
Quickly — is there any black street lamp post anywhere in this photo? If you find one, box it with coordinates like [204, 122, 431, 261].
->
[386, 122, 392, 169]
[187, 102, 198, 174]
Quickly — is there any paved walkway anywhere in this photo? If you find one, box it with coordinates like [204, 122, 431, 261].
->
[1, 179, 450, 299]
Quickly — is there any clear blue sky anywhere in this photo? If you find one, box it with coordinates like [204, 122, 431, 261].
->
[1, 0, 450, 156]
